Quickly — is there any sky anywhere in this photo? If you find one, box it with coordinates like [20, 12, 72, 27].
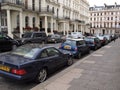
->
[88, 0, 120, 6]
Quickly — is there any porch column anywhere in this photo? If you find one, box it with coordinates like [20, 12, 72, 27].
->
[67, 23, 70, 35]
[63, 22, 66, 35]
[19, 11, 23, 38]
[45, 16, 48, 35]
[7, 9, 13, 38]
[51, 17, 53, 34]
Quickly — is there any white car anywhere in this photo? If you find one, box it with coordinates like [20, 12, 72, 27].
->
[71, 32, 84, 39]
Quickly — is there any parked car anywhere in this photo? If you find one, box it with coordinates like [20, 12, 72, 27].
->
[71, 32, 85, 39]
[84, 36, 101, 50]
[19, 32, 47, 44]
[96, 35, 108, 46]
[103, 35, 111, 42]
[0, 44, 73, 83]
[59, 38, 90, 59]
[0, 33, 20, 52]
[47, 34, 62, 43]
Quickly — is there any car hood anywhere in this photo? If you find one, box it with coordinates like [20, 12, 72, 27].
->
[0, 53, 33, 66]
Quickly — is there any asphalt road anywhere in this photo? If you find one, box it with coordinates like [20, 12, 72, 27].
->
[0, 43, 94, 90]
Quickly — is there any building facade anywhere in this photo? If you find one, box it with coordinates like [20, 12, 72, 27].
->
[89, 3, 120, 35]
[0, 0, 89, 38]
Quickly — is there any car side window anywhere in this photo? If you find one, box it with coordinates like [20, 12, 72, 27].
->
[46, 48, 60, 57]
[77, 41, 84, 46]
[40, 50, 48, 58]
[33, 33, 42, 38]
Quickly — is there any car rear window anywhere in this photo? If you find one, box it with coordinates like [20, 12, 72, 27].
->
[12, 46, 40, 59]
[85, 38, 94, 42]
[64, 40, 76, 46]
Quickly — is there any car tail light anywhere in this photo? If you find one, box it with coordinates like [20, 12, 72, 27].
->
[74, 47, 78, 51]
[11, 69, 26, 75]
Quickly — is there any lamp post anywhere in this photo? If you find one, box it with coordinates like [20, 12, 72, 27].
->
[0, 0, 2, 32]
[115, 16, 117, 34]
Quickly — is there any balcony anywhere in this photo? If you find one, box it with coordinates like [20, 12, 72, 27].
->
[1, 0, 23, 6]
[39, 7, 54, 15]
[46, 0, 60, 6]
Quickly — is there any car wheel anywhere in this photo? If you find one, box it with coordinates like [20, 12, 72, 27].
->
[77, 53, 81, 59]
[12, 45, 17, 50]
[67, 57, 73, 66]
[35, 68, 47, 83]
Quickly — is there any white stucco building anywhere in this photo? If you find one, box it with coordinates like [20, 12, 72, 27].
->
[0, 0, 89, 38]
[89, 3, 120, 35]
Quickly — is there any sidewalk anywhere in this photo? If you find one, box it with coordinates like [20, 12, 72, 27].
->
[31, 39, 120, 90]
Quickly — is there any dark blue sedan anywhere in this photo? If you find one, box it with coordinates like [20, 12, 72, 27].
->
[59, 39, 90, 59]
[0, 44, 73, 83]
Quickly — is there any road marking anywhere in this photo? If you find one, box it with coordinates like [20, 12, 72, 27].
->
[83, 60, 95, 64]
[92, 54, 103, 57]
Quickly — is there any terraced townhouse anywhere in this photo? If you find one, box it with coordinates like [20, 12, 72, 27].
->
[89, 3, 120, 35]
[0, 0, 89, 38]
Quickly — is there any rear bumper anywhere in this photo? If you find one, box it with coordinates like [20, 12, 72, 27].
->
[0, 70, 37, 82]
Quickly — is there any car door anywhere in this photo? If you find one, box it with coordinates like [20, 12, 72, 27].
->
[77, 40, 87, 54]
[46, 48, 65, 68]
[32, 33, 42, 43]
[38, 49, 56, 71]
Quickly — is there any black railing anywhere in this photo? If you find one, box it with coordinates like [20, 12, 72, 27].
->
[40, 7, 53, 13]
[1, 0, 23, 5]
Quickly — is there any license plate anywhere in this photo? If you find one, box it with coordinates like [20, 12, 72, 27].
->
[0, 65, 10, 72]
[64, 45, 71, 50]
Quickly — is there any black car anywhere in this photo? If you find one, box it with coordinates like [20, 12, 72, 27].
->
[0, 44, 73, 83]
[84, 36, 101, 50]
[20, 32, 47, 44]
[0, 33, 20, 52]
[47, 34, 62, 43]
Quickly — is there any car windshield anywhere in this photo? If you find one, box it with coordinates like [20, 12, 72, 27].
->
[23, 33, 32, 38]
[64, 40, 76, 46]
[12, 46, 40, 59]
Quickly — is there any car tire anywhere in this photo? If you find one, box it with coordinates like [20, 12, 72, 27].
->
[12, 45, 17, 50]
[67, 57, 73, 66]
[77, 53, 81, 59]
[35, 68, 47, 83]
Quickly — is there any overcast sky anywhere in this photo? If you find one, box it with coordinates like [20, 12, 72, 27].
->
[88, 0, 120, 6]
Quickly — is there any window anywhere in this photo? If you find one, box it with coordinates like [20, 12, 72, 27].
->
[77, 40, 85, 46]
[33, 33, 42, 38]
[40, 50, 48, 58]
[17, 15, 19, 27]
[47, 48, 60, 56]
[52, 7, 54, 13]
[33, 17, 35, 28]
[32, 0, 35, 11]
[47, 5, 49, 12]
[25, 16, 29, 27]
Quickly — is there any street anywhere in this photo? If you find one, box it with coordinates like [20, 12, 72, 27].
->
[0, 39, 119, 90]
[0, 42, 94, 90]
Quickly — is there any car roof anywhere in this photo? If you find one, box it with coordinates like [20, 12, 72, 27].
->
[86, 36, 97, 39]
[67, 38, 84, 41]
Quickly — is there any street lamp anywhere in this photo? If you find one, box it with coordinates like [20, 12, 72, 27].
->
[115, 16, 117, 34]
[0, 0, 2, 32]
